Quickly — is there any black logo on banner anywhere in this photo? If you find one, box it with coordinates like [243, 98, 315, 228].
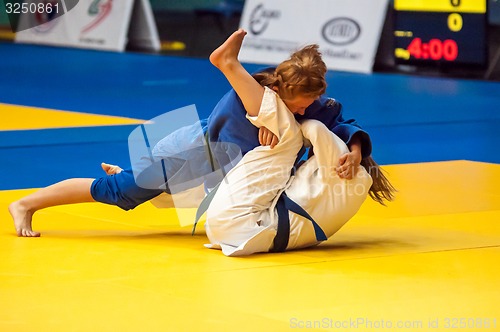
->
[249, 3, 280, 35]
[2, 0, 80, 32]
[322, 17, 361, 45]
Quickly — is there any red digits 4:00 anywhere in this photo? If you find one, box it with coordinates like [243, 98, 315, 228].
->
[407, 38, 459, 61]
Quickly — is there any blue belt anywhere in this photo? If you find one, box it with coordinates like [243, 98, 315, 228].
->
[193, 145, 327, 251]
[270, 192, 327, 252]
[271, 146, 326, 251]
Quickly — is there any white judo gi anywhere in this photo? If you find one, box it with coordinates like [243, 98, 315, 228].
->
[205, 87, 373, 256]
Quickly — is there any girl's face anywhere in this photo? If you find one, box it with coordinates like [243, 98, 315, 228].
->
[283, 95, 318, 115]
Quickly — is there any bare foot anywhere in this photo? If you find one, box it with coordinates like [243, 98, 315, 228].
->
[101, 162, 123, 175]
[209, 29, 247, 69]
[8, 201, 40, 237]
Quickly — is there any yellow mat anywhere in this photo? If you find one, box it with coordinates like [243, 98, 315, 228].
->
[0, 103, 144, 131]
[1, 161, 499, 331]
[0, 29, 15, 41]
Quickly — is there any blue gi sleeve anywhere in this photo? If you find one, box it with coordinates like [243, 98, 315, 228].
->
[207, 89, 260, 156]
[295, 96, 372, 158]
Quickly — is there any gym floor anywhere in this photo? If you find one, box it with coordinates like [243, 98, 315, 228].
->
[0, 42, 499, 331]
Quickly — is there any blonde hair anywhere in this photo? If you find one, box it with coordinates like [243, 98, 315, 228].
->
[253, 45, 327, 100]
[254, 45, 396, 206]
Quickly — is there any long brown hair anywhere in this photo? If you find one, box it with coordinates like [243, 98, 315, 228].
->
[253, 44, 327, 100]
[361, 156, 396, 205]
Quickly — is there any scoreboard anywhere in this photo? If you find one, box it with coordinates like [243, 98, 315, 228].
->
[394, 0, 487, 66]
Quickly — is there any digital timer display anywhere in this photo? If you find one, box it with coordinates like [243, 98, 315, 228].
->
[394, 0, 487, 66]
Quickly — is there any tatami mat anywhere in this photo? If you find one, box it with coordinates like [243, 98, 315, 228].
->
[1, 161, 499, 331]
[1, 38, 499, 332]
[0, 103, 144, 131]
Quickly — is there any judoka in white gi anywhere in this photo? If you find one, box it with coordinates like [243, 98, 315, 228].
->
[205, 88, 372, 256]
[204, 29, 376, 256]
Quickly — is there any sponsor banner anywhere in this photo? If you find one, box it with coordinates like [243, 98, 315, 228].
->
[238, 0, 389, 73]
[15, 0, 159, 52]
